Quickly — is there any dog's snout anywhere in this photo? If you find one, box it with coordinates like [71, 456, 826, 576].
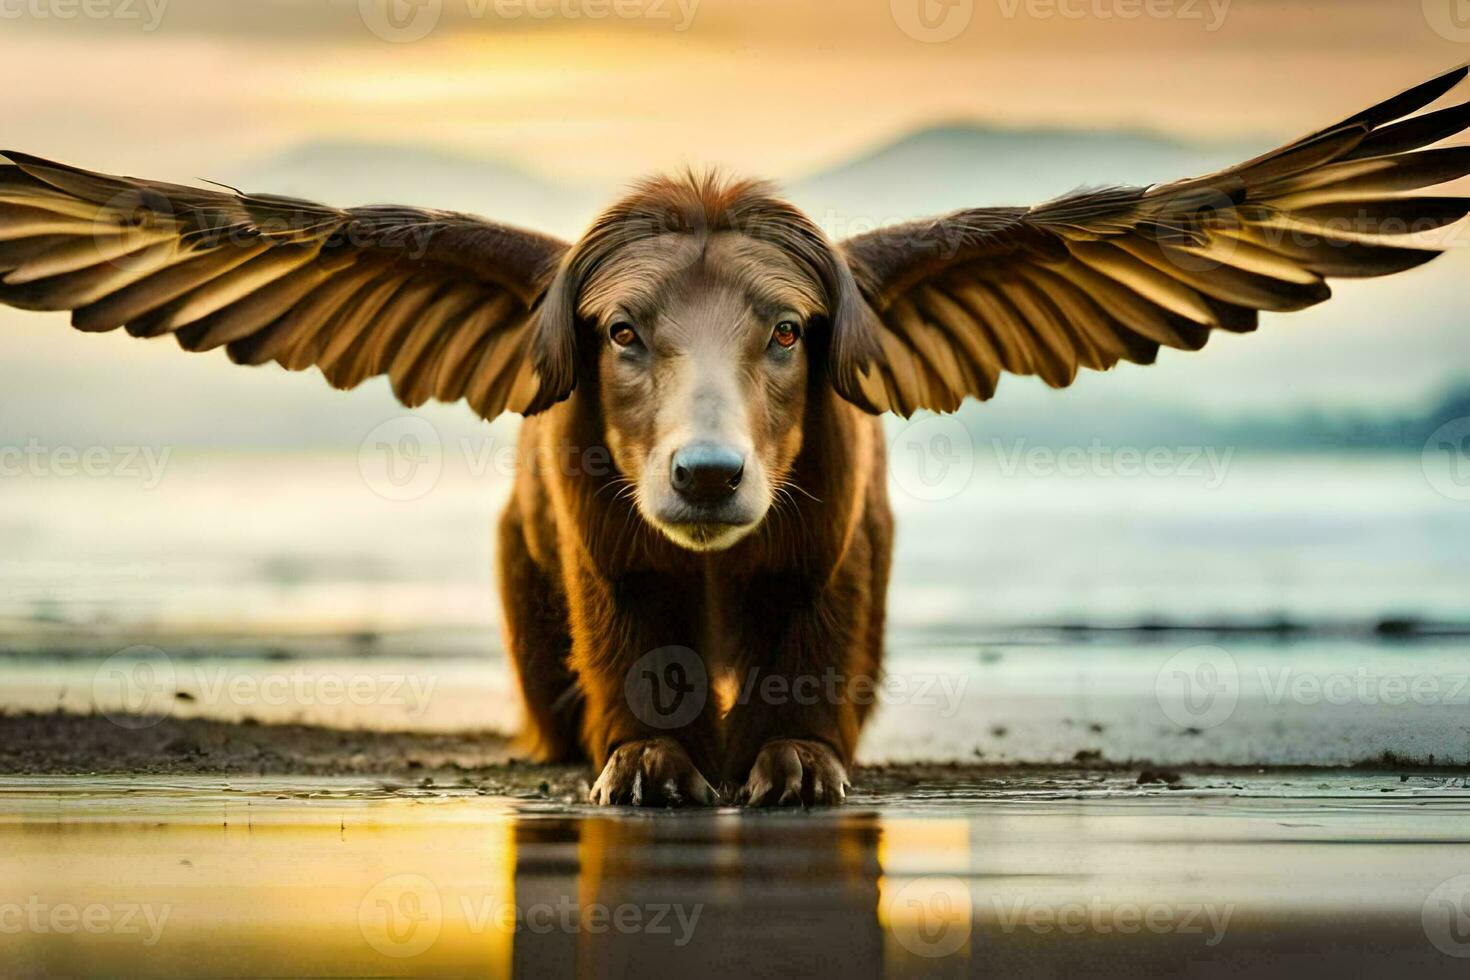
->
[670, 442, 745, 502]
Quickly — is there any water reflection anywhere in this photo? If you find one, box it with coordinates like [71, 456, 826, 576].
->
[3, 784, 1470, 977]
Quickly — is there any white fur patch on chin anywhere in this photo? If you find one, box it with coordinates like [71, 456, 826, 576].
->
[657, 521, 758, 553]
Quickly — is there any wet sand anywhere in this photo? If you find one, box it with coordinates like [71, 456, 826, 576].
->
[4, 713, 1470, 976]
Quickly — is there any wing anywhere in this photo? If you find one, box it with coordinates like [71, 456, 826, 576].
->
[0, 151, 571, 417]
[837, 65, 1470, 416]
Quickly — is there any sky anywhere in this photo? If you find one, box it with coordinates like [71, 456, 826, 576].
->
[2, 0, 1468, 185]
[1, 0, 1469, 446]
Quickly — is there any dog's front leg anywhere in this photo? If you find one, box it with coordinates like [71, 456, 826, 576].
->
[570, 564, 722, 807]
[723, 577, 870, 807]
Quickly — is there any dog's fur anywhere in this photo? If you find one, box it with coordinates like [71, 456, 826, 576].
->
[497, 175, 892, 806]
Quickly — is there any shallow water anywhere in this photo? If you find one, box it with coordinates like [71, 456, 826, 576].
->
[4, 774, 1470, 978]
[4, 449, 1468, 636]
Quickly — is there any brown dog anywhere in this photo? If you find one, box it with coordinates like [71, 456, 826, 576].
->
[1, 67, 1466, 805]
[501, 176, 892, 806]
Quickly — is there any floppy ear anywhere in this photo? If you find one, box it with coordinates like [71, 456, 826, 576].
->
[822, 247, 887, 414]
[526, 253, 582, 414]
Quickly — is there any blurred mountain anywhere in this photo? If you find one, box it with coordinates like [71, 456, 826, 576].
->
[938, 380, 1470, 453]
[240, 141, 601, 240]
[788, 123, 1260, 224]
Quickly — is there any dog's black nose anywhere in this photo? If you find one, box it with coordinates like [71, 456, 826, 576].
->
[670, 443, 745, 503]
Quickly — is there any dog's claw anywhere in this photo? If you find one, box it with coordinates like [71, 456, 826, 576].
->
[738, 738, 849, 808]
[589, 737, 717, 808]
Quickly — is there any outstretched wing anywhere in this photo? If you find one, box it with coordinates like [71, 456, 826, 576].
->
[837, 65, 1470, 416]
[0, 152, 571, 417]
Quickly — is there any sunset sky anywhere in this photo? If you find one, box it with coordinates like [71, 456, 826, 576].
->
[2, 0, 1467, 186]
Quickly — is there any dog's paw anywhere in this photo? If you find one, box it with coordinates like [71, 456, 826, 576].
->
[589, 737, 719, 807]
[736, 738, 850, 807]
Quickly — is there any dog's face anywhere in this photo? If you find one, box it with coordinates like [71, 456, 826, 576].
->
[579, 232, 820, 551]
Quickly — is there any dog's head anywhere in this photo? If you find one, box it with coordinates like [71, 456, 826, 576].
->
[531, 174, 876, 552]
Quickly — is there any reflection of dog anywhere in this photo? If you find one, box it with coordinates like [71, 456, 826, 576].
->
[1, 68, 1468, 805]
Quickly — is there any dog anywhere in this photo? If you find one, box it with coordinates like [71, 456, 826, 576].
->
[0, 66, 1466, 804]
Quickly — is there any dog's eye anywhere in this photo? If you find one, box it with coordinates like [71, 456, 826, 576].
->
[608, 322, 639, 348]
[770, 320, 801, 350]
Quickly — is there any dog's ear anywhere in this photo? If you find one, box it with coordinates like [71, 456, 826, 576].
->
[821, 248, 886, 415]
[526, 253, 583, 414]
